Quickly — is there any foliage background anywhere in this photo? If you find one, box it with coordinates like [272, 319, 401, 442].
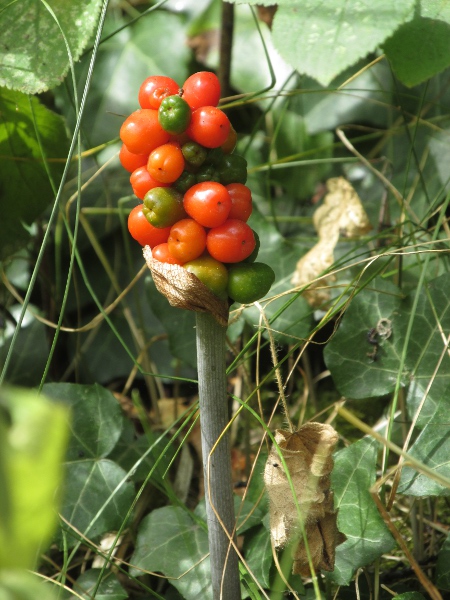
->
[1, 0, 450, 598]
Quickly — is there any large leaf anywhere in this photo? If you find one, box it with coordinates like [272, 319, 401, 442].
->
[0, 0, 103, 94]
[324, 278, 404, 399]
[60, 459, 135, 544]
[129, 506, 212, 600]
[131, 498, 263, 599]
[42, 383, 135, 546]
[325, 273, 450, 400]
[43, 383, 124, 459]
[270, 0, 415, 87]
[0, 386, 69, 570]
[327, 437, 395, 585]
[0, 89, 68, 259]
[384, 17, 450, 87]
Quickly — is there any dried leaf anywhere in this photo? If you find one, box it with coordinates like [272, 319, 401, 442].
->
[264, 423, 345, 576]
[143, 246, 229, 327]
[292, 177, 372, 307]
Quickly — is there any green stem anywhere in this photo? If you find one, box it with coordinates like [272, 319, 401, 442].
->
[195, 312, 241, 600]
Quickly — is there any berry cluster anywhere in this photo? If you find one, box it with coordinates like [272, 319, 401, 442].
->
[120, 71, 274, 304]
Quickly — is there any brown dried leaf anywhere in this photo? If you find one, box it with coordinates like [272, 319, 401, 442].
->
[143, 246, 229, 327]
[291, 177, 372, 307]
[264, 423, 345, 575]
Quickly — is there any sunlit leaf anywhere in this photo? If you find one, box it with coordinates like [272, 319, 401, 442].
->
[270, 0, 415, 86]
[384, 17, 450, 87]
[0, 386, 69, 569]
[0, 0, 103, 94]
[0, 570, 57, 600]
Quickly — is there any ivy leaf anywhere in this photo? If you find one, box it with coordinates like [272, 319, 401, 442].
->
[0, 89, 68, 260]
[327, 437, 395, 585]
[43, 383, 134, 547]
[0, 0, 103, 94]
[324, 278, 404, 399]
[130, 506, 212, 600]
[243, 524, 273, 590]
[383, 17, 450, 87]
[398, 424, 450, 496]
[60, 459, 135, 545]
[325, 273, 450, 401]
[43, 383, 124, 460]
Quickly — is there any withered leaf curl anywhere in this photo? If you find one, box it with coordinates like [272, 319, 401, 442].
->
[143, 246, 229, 327]
[292, 177, 372, 307]
[264, 423, 346, 576]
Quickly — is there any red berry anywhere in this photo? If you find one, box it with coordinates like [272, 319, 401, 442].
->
[187, 107, 231, 148]
[120, 109, 170, 155]
[182, 71, 221, 111]
[139, 75, 179, 109]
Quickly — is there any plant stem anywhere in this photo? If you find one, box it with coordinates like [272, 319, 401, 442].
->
[195, 312, 241, 600]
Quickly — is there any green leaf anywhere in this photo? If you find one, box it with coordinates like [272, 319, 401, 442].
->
[0, 89, 68, 260]
[42, 383, 124, 460]
[0, 0, 103, 94]
[60, 459, 135, 544]
[243, 525, 272, 590]
[109, 418, 176, 484]
[324, 278, 404, 399]
[384, 17, 450, 87]
[194, 496, 265, 535]
[398, 423, 450, 496]
[270, 0, 415, 87]
[325, 273, 450, 400]
[0, 386, 69, 569]
[130, 506, 212, 600]
[421, 0, 450, 21]
[70, 569, 128, 600]
[0, 570, 57, 600]
[327, 437, 395, 585]
[394, 594, 427, 600]
[436, 533, 450, 591]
